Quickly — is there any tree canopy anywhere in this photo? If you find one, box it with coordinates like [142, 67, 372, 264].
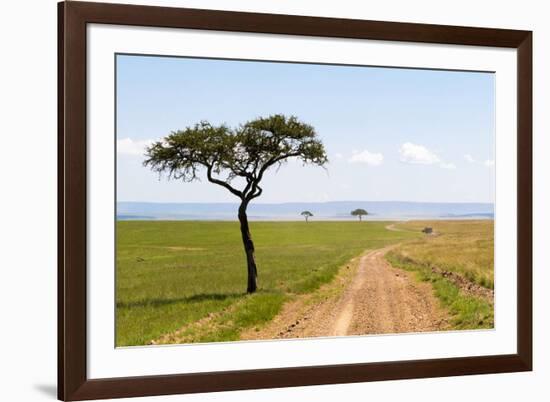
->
[144, 114, 328, 204]
[351, 208, 368, 221]
[301, 211, 313, 222]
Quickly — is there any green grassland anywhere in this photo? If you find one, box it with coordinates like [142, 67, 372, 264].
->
[386, 220, 494, 329]
[389, 220, 494, 288]
[116, 220, 419, 346]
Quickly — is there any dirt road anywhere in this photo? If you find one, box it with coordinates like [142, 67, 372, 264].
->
[242, 246, 448, 340]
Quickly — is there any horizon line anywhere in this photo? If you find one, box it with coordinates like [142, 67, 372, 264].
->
[117, 199, 495, 205]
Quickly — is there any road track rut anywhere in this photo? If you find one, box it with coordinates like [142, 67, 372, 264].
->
[242, 246, 448, 340]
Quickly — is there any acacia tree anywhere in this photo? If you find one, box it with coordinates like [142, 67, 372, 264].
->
[351, 208, 368, 222]
[300, 211, 313, 223]
[144, 115, 327, 293]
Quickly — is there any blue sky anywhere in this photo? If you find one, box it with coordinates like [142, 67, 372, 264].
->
[116, 54, 495, 204]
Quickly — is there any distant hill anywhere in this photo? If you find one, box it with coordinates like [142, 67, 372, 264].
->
[117, 201, 494, 221]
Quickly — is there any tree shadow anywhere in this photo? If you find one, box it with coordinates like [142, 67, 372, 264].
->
[116, 292, 245, 309]
[34, 384, 57, 399]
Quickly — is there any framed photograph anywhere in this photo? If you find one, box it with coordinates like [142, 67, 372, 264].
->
[58, 1, 532, 400]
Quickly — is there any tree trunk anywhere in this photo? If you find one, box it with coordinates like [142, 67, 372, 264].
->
[238, 202, 257, 293]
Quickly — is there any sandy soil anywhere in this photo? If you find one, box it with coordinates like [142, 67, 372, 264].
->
[241, 246, 449, 340]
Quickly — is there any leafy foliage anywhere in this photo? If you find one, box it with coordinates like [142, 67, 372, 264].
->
[351, 208, 368, 217]
[144, 114, 328, 202]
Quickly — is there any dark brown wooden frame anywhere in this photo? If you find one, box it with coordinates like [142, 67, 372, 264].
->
[58, 1, 532, 400]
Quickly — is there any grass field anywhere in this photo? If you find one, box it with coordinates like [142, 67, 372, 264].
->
[116, 220, 419, 346]
[386, 220, 494, 329]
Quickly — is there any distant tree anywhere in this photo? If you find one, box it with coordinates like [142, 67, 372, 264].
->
[301, 211, 313, 223]
[144, 114, 328, 293]
[351, 208, 368, 222]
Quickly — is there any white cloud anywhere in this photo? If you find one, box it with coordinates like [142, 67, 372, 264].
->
[484, 159, 495, 167]
[334, 152, 343, 159]
[399, 142, 457, 170]
[440, 162, 457, 169]
[348, 149, 384, 166]
[117, 137, 154, 156]
[464, 154, 475, 163]
[399, 142, 440, 165]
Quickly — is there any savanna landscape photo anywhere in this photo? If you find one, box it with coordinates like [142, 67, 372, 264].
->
[115, 55, 495, 347]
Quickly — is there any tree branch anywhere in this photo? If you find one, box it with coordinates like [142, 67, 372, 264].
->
[249, 185, 263, 200]
[256, 152, 301, 183]
[206, 165, 243, 198]
[244, 153, 300, 202]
